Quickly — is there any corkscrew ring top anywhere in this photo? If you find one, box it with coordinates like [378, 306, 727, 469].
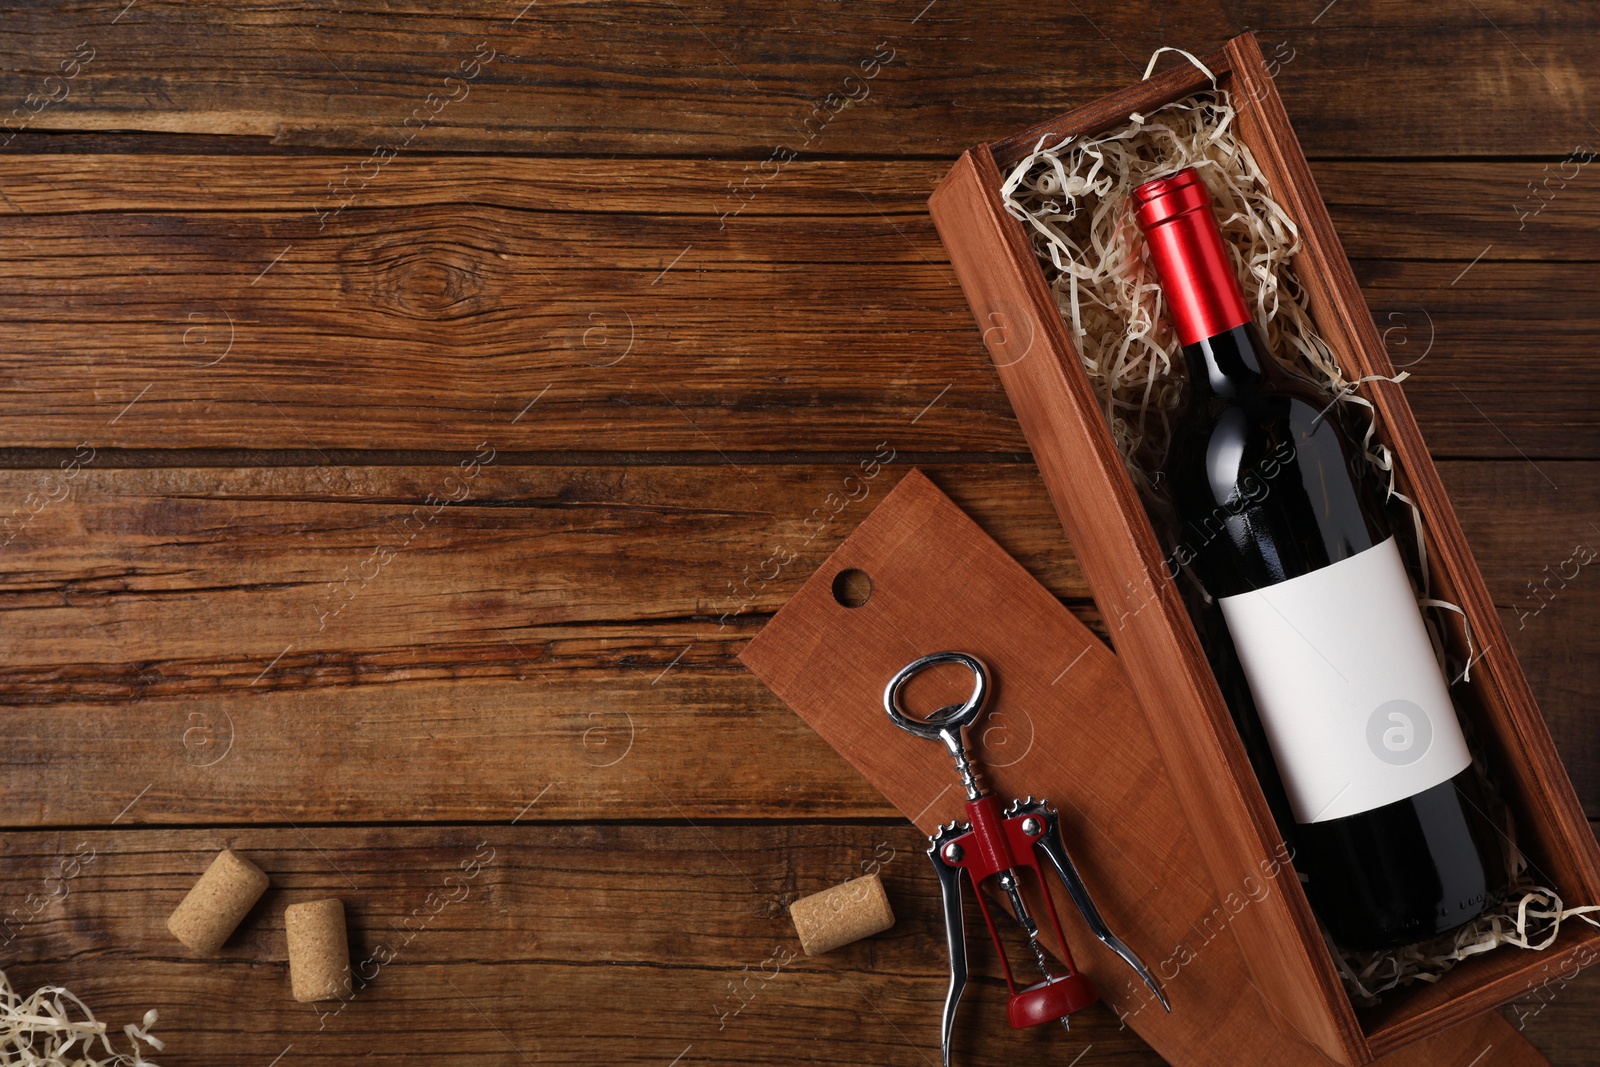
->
[885, 651, 993, 802]
[883, 650, 989, 741]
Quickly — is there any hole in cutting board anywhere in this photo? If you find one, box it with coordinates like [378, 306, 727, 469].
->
[831, 568, 872, 608]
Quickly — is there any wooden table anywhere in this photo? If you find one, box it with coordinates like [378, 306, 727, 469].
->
[0, 3, 1594, 1063]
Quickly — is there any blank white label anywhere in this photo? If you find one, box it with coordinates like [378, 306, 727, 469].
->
[1218, 536, 1471, 824]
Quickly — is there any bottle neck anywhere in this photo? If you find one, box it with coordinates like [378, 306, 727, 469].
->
[1184, 323, 1271, 399]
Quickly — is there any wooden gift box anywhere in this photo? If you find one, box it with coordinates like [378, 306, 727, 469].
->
[926, 31, 1600, 1066]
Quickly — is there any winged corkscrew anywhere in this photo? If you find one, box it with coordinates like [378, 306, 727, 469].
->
[884, 651, 1170, 1066]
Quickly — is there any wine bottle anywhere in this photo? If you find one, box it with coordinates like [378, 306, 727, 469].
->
[1132, 167, 1501, 951]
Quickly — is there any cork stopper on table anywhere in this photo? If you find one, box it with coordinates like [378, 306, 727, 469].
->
[789, 873, 896, 956]
[285, 898, 352, 1003]
[166, 848, 270, 953]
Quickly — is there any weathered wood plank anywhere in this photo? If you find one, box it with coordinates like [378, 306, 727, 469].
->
[6, 157, 1598, 262]
[1442, 461, 1600, 824]
[0, 824, 1589, 1063]
[0, 667, 895, 825]
[1230, 6, 1600, 161]
[0, 824, 1164, 1066]
[0, 463, 1084, 667]
[1, 2, 1596, 156]
[0, 460, 1591, 825]
[0, 157, 1593, 456]
[1350, 260, 1600, 462]
[1317, 163, 1600, 262]
[0, 463, 1063, 826]
[1497, 933, 1600, 1067]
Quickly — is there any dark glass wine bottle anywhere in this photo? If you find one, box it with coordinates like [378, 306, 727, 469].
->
[1132, 168, 1502, 951]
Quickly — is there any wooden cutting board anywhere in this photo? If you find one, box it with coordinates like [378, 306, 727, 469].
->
[739, 467, 1544, 1067]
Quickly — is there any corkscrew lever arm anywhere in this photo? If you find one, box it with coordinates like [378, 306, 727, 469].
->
[928, 827, 970, 1067]
[1025, 801, 1170, 1011]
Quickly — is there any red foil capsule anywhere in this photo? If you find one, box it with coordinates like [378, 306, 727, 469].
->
[1132, 168, 1252, 346]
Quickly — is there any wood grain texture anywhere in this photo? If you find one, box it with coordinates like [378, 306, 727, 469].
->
[1446, 462, 1600, 819]
[0, 3, 1595, 1065]
[0, 155, 1594, 457]
[5, 156, 1599, 260]
[0, 1, 1595, 156]
[0, 462, 1083, 668]
[0, 824, 1166, 1066]
[0, 461, 1591, 826]
[0, 825, 1560, 1066]
[1499, 954, 1600, 1066]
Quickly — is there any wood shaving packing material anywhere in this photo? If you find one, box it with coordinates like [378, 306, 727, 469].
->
[0, 968, 162, 1066]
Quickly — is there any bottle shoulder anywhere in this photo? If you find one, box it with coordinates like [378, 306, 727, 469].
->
[1168, 392, 1331, 483]
[1163, 387, 1389, 591]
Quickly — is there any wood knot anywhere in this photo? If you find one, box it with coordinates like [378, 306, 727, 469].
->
[392, 248, 483, 319]
[352, 235, 490, 321]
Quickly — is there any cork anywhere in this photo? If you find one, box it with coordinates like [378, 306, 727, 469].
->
[285, 898, 352, 1003]
[166, 848, 270, 953]
[789, 873, 896, 955]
